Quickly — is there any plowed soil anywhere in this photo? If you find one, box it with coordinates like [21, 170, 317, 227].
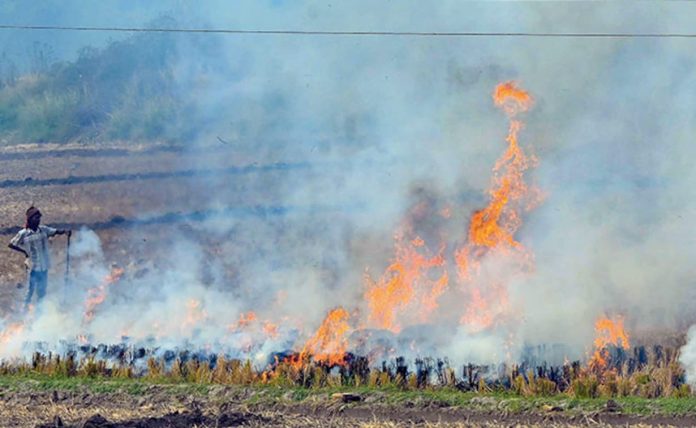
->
[0, 142, 332, 315]
[4, 386, 694, 427]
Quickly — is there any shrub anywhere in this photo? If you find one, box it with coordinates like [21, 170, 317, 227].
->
[570, 375, 600, 398]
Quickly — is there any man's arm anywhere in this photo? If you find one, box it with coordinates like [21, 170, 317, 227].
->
[44, 226, 71, 237]
[55, 229, 71, 236]
[8, 243, 28, 258]
[8, 231, 28, 257]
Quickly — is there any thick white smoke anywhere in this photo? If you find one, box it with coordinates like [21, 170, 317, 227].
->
[2, 2, 696, 369]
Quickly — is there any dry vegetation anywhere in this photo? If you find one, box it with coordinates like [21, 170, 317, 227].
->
[0, 344, 689, 401]
[2, 369, 696, 427]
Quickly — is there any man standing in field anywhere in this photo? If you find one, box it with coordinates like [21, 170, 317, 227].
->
[8, 207, 71, 310]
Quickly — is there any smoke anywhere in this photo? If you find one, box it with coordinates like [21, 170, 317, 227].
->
[70, 228, 102, 258]
[2, 1, 696, 368]
[680, 326, 696, 386]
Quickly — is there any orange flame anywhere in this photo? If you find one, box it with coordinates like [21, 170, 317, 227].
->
[0, 322, 24, 345]
[263, 321, 279, 339]
[459, 283, 510, 333]
[493, 81, 533, 116]
[364, 226, 447, 332]
[291, 307, 352, 367]
[454, 247, 470, 281]
[590, 315, 630, 369]
[456, 81, 538, 330]
[182, 299, 207, 331]
[229, 311, 257, 330]
[83, 265, 124, 324]
[469, 83, 534, 252]
[362, 82, 539, 335]
[226, 311, 280, 342]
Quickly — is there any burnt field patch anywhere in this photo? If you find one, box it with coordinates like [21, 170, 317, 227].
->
[35, 411, 272, 428]
[0, 161, 313, 189]
[0, 203, 357, 236]
[0, 340, 689, 400]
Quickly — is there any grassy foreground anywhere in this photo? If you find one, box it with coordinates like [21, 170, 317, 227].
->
[2, 372, 696, 417]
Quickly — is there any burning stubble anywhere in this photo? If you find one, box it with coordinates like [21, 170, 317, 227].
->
[0, 82, 548, 367]
[0, 77, 690, 387]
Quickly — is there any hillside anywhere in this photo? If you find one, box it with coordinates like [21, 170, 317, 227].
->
[0, 29, 197, 145]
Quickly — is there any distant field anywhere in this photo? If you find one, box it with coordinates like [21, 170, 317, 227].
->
[0, 142, 330, 315]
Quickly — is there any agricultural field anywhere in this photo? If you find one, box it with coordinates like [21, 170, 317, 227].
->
[0, 142, 309, 306]
[0, 144, 693, 427]
[4, 3, 696, 427]
[4, 373, 696, 427]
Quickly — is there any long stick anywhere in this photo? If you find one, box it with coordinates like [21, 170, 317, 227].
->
[64, 233, 71, 287]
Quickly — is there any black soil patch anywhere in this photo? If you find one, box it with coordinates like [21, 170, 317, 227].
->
[35, 410, 270, 428]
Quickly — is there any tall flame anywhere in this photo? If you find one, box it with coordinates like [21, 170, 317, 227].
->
[83, 265, 124, 324]
[469, 82, 534, 252]
[292, 307, 352, 367]
[364, 225, 447, 333]
[362, 81, 538, 335]
[1, 81, 552, 367]
[457, 81, 537, 331]
[590, 315, 630, 369]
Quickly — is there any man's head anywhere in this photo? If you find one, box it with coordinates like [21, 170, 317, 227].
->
[25, 206, 41, 230]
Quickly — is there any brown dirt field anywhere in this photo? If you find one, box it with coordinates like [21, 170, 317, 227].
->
[0, 143, 332, 315]
[1, 387, 694, 427]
